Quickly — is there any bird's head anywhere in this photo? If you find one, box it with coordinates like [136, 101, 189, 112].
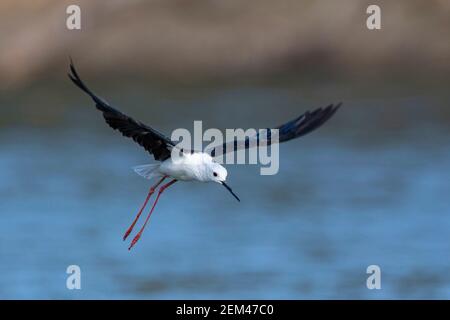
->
[209, 162, 227, 183]
[206, 159, 240, 202]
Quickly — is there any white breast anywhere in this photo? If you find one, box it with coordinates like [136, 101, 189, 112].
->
[159, 152, 213, 182]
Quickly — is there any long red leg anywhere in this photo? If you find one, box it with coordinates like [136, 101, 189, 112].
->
[128, 179, 177, 250]
[123, 176, 167, 241]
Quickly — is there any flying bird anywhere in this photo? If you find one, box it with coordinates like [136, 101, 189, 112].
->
[68, 61, 341, 250]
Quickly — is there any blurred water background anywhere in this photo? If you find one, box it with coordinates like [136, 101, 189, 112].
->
[0, 0, 449, 299]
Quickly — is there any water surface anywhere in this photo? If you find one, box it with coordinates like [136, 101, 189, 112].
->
[0, 83, 449, 299]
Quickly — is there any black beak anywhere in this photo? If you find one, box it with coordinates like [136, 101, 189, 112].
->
[221, 181, 240, 202]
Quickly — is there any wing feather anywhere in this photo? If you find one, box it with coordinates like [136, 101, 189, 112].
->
[68, 60, 174, 161]
[209, 103, 341, 157]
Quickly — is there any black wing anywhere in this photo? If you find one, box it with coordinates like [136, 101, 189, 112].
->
[209, 103, 341, 157]
[68, 61, 175, 161]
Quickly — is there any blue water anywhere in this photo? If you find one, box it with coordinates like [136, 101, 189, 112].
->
[0, 87, 449, 299]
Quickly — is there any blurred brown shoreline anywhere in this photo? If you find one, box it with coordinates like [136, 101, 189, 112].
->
[0, 0, 449, 91]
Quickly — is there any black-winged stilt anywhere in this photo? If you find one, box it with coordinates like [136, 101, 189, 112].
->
[68, 61, 341, 250]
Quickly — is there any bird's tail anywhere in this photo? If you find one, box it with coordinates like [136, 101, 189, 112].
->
[133, 164, 161, 180]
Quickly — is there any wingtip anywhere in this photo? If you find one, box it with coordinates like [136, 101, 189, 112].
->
[67, 68, 80, 86]
[68, 56, 82, 82]
[325, 102, 342, 119]
[69, 59, 77, 77]
[67, 58, 88, 92]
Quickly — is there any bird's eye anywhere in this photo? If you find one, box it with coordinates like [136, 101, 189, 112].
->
[213, 172, 218, 177]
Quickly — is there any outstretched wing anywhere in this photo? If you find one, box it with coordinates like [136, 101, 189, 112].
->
[209, 103, 341, 157]
[68, 61, 175, 161]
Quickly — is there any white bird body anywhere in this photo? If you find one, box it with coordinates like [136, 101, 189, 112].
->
[134, 152, 228, 183]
